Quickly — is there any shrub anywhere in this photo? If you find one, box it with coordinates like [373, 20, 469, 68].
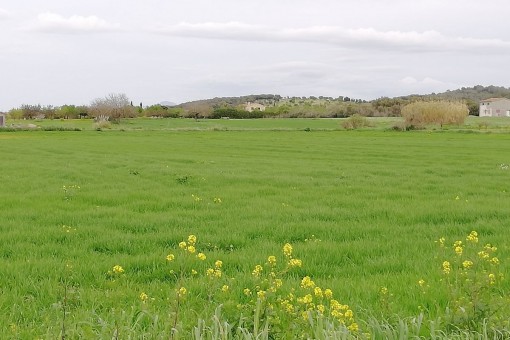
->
[341, 114, 372, 130]
[401, 101, 468, 128]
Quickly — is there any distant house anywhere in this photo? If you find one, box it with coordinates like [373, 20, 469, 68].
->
[0, 112, 6, 127]
[479, 98, 510, 117]
[244, 102, 266, 112]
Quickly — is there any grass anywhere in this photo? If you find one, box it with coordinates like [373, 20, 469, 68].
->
[1, 118, 510, 338]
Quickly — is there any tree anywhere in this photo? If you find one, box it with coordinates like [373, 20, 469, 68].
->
[89, 93, 135, 122]
[21, 104, 42, 119]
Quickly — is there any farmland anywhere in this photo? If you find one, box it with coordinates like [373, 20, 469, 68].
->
[1, 118, 510, 338]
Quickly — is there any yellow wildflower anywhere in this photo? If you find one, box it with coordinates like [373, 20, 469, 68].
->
[214, 269, 222, 278]
[462, 260, 473, 269]
[252, 264, 263, 277]
[442, 261, 451, 275]
[179, 241, 187, 249]
[206, 268, 215, 277]
[191, 269, 198, 275]
[215, 260, 223, 268]
[243, 288, 251, 296]
[324, 289, 333, 299]
[348, 322, 359, 332]
[297, 294, 313, 304]
[437, 237, 445, 247]
[274, 279, 283, 288]
[300, 276, 315, 289]
[418, 279, 425, 287]
[288, 258, 302, 267]
[213, 197, 222, 203]
[257, 290, 266, 300]
[330, 299, 341, 310]
[345, 309, 354, 319]
[380, 287, 388, 295]
[317, 304, 325, 314]
[188, 234, 197, 245]
[267, 255, 277, 266]
[139, 292, 148, 302]
[178, 287, 187, 297]
[490, 257, 500, 265]
[466, 231, 478, 243]
[314, 287, 323, 298]
[112, 265, 124, 274]
[197, 253, 206, 261]
[221, 285, 229, 292]
[454, 246, 463, 256]
[281, 300, 294, 313]
[478, 251, 489, 259]
[489, 273, 496, 285]
[166, 254, 175, 262]
[187, 245, 196, 254]
[283, 243, 293, 257]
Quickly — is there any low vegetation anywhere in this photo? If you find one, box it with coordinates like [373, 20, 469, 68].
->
[401, 101, 468, 129]
[1, 125, 510, 338]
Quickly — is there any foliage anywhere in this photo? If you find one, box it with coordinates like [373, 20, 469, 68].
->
[89, 93, 136, 122]
[144, 104, 181, 118]
[401, 101, 468, 128]
[341, 114, 372, 130]
[7, 108, 23, 119]
[433, 231, 507, 332]
[163, 235, 359, 338]
[210, 107, 264, 119]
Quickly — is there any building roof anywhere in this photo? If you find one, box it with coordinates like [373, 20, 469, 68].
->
[480, 97, 510, 103]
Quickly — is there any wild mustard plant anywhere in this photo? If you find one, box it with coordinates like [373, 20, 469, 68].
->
[437, 231, 506, 331]
[234, 243, 359, 338]
[162, 235, 360, 338]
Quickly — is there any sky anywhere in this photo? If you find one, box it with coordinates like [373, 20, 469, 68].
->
[1, 0, 510, 111]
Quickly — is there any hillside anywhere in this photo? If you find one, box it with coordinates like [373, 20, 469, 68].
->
[399, 85, 510, 102]
[169, 85, 510, 118]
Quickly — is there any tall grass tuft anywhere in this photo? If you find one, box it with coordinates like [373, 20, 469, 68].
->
[401, 101, 468, 128]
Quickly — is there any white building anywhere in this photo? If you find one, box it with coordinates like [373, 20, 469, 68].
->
[479, 98, 510, 117]
[244, 102, 266, 112]
[0, 112, 6, 127]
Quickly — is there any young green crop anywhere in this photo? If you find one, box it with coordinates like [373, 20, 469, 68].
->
[0, 122, 509, 337]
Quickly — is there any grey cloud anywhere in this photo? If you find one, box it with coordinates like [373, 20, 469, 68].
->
[154, 22, 510, 53]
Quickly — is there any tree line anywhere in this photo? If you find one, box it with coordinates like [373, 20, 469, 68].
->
[5, 85, 509, 121]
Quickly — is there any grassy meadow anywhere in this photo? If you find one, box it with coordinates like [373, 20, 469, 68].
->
[1, 117, 510, 338]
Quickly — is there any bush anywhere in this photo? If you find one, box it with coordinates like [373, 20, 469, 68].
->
[401, 101, 468, 128]
[341, 114, 372, 130]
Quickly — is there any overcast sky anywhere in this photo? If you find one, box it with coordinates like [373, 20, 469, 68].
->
[1, 0, 509, 111]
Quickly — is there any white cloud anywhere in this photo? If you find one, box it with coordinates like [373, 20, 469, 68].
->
[154, 22, 510, 53]
[0, 8, 12, 20]
[33, 12, 121, 33]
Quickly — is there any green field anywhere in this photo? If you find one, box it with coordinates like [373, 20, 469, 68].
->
[1, 118, 510, 338]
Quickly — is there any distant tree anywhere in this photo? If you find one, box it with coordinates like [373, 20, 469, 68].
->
[465, 99, 479, 116]
[42, 106, 56, 119]
[144, 104, 180, 118]
[89, 93, 135, 122]
[21, 104, 42, 119]
[56, 105, 83, 119]
[7, 108, 23, 120]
